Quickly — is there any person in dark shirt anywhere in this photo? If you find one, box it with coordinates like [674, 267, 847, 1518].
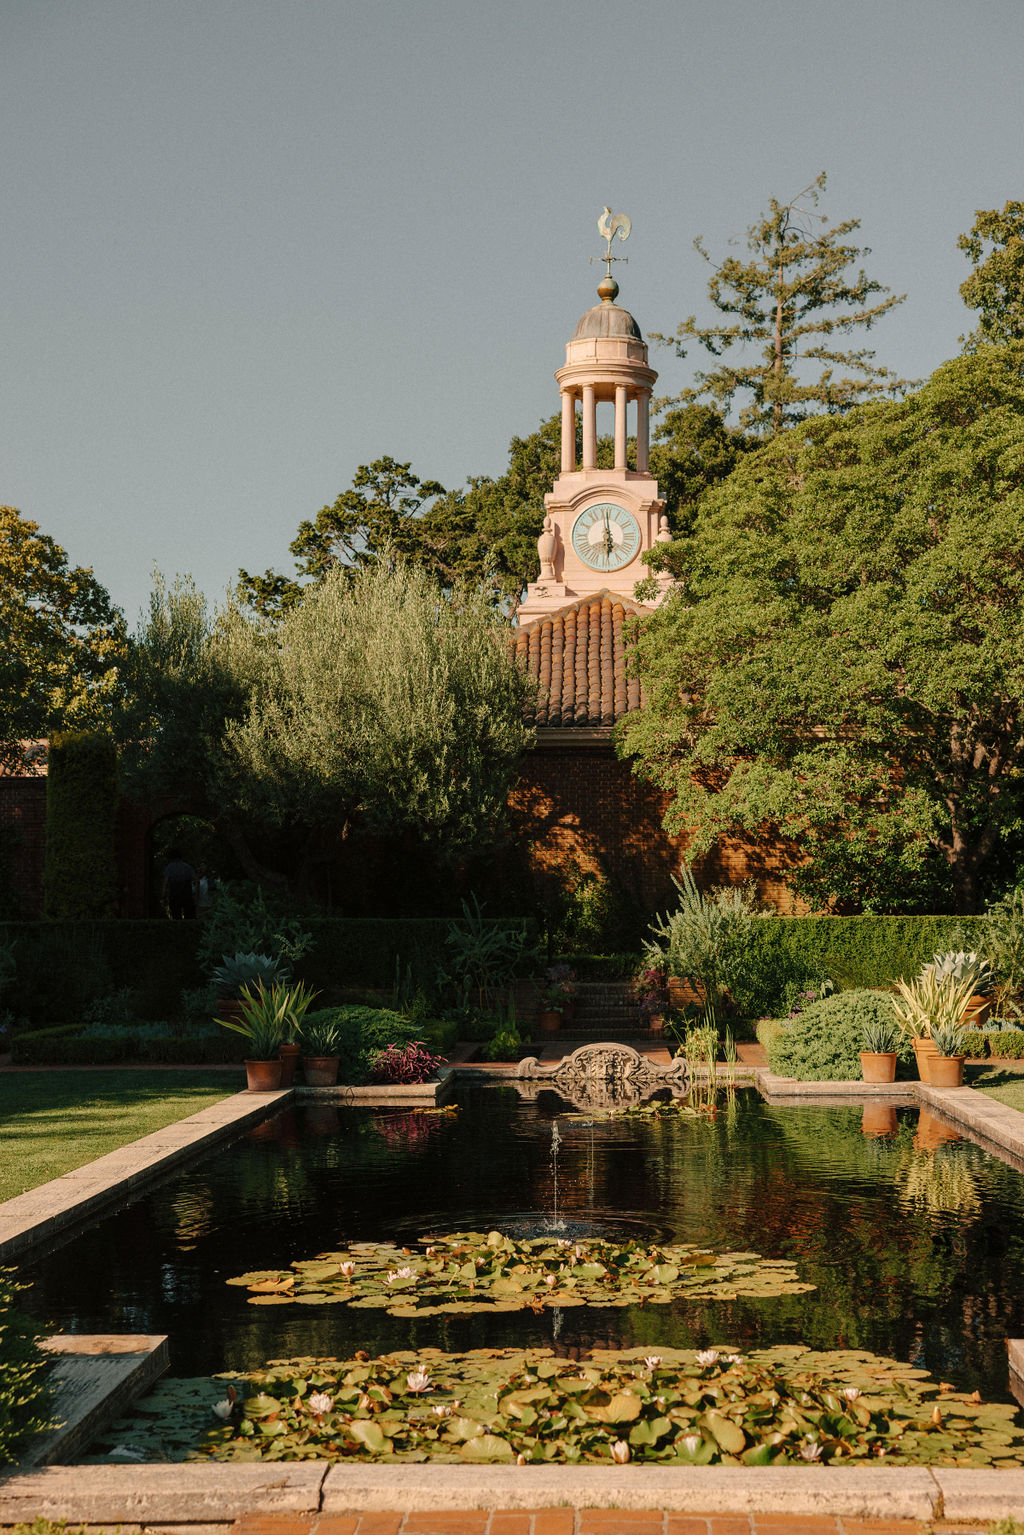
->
[161, 848, 198, 919]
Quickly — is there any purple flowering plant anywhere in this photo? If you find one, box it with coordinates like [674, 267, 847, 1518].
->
[369, 1041, 446, 1085]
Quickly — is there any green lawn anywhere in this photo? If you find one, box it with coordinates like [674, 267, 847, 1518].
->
[965, 1061, 1024, 1113]
[0, 1070, 237, 1202]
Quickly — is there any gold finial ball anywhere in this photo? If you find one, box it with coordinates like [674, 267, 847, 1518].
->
[597, 272, 619, 304]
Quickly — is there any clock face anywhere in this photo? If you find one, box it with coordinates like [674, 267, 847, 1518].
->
[572, 502, 642, 573]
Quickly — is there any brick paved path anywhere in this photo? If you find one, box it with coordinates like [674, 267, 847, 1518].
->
[227, 1511, 990, 1535]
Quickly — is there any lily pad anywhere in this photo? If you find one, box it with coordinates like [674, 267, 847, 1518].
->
[227, 1231, 814, 1316]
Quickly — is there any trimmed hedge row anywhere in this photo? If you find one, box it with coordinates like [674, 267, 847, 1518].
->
[43, 732, 118, 920]
[12, 1029, 244, 1066]
[742, 915, 989, 990]
[0, 912, 993, 1025]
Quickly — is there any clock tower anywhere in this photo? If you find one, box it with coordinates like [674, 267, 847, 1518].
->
[517, 212, 672, 624]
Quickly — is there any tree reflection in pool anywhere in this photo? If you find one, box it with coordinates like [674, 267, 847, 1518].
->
[17, 1084, 1024, 1403]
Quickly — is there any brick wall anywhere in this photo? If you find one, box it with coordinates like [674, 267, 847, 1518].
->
[0, 776, 47, 916]
[510, 731, 803, 914]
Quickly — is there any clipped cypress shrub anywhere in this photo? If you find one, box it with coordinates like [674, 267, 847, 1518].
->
[0, 1270, 56, 1465]
[765, 989, 912, 1082]
[43, 732, 118, 919]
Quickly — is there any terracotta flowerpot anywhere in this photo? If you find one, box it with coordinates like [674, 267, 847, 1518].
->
[913, 1036, 938, 1083]
[245, 1058, 283, 1092]
[217, 998, 245, 1026]
[278, 1041, 301, 1088]
[861, 1103, 898, 1137]
[860, 1051, 897, 1084]
[647, 1012, 665, 1036]
[538, 1009, 562, 1034]
[963, 994, 993, 1029]
[915, 1108, 961, 1151]
[302, 1054, 340, 1087]
[928, 1054, 965, 1089]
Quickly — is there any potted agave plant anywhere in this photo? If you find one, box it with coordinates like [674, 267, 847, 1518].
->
[301, 1011, 345, 1087]
[928, 1021, 969, 1089]
[923, 951, 995, 1030]
[211, 952, 290, 1027]
[890, 970, 977, 1083]
[219, 979, 317, 1092]
[860, 1018, 900, 1083]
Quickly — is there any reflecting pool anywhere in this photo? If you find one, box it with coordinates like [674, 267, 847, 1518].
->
[19, 1085, 1024, 1400]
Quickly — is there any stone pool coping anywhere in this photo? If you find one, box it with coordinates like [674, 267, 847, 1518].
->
[4, 1460, 1024, 1522]
[5, 1068, 1024, 1521]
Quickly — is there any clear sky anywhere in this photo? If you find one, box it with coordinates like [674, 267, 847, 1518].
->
[3, 0, 1023, 625]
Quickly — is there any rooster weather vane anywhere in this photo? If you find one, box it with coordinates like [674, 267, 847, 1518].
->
[593, 206, 631, 278]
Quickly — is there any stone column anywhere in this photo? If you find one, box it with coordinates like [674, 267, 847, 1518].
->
[614, 384, 628, 469]
[636, 391, 650, 473]
[560, 390, 576, 472]
[582, 383, 596, 469]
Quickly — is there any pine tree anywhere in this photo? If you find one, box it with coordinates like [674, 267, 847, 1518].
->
[655, 173, 910, 436]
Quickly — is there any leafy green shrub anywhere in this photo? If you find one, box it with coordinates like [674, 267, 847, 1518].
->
[15, 1035, 131, 1065]
[196, 886, 313, 976]
[484, 1023, 523, 1061]
[43, 731, 118, 919]
[80, 987, 139, 1029]
[180, 983, 219, 1022]
[0, 1270, 56, 1464]
[646, 866, 763, 1015]
[302, 1005, 421, 1084]
[765, 990, 913, 1082]
[987, 1029, 1024, 1059]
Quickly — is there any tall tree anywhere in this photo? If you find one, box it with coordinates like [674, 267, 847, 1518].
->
[618, 344, 1024, 915]
[124, 559, 535, 895]
[237, 457, 445, 618]
[649, 405, 753, 535]
[958, 199, 1024, 348]
[654, 173, 909, 436]
[0, 507, 126, 773]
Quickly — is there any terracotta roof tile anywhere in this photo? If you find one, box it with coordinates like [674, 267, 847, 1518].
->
[515, 591, 645, 728]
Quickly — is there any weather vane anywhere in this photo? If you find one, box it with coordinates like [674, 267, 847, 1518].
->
[592, 206, 631, 277]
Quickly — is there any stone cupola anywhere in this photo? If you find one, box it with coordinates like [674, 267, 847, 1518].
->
[518, 213, 671, 626]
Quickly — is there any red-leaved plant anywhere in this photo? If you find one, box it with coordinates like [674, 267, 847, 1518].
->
[369, 1041, 446, 1085]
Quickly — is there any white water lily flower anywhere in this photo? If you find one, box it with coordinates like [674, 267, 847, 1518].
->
[337, 1261, 356, 1278]
[516, 1452, 527, 1465]
[681, 1434, 702, 1455]
[406, 1369, 432, 1393]
[799, 1440, 823, 1462]
[696, 1349, 720, 1367]
[308, 1392, 333, 1416]
[840, 1386, 861, 1402]
[212, 1399, 233, 1420]
[611, 1439, 631, 1463]
[545, 1274, 556, 1287]
[432, 1403, 454, 1418]
[726, 1354, 744, 1366]
[643, 1355, 662, 1372]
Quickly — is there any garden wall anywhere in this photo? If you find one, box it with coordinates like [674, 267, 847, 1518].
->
[510, 732, 803, 916]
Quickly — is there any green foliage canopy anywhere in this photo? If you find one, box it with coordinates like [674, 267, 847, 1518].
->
[653, 174, 909, 437]
[0, 507, 126, 774]
[619, 345, 1024, 914]
[124, 560, 535, 893]
[959, 199, 1024, 348]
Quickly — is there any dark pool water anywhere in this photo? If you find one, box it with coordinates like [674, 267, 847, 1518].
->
[18, 1085, 1024, 1400]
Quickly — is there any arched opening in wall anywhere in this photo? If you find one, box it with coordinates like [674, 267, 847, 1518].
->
[147, 813, 243, 919]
